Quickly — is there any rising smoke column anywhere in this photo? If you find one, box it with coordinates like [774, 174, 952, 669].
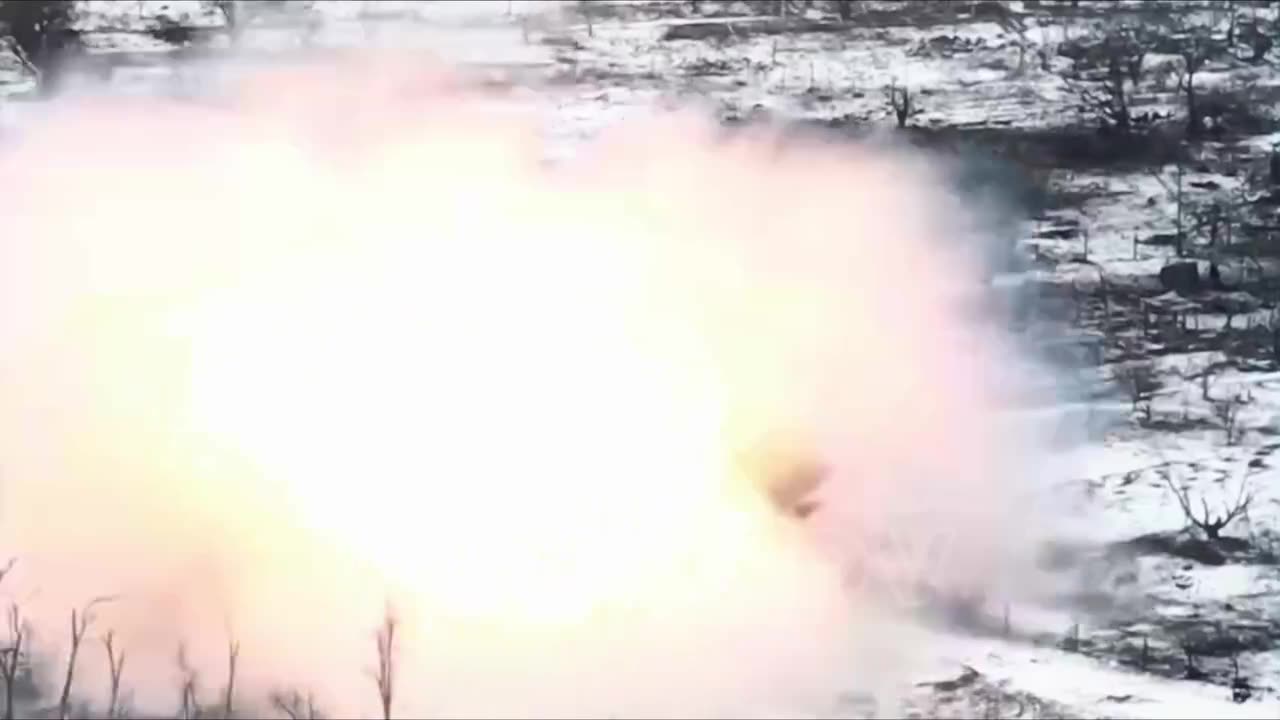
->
[0, 57, 1014, 718]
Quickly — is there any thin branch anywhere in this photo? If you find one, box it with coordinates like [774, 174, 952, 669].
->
[373, 610, 397, 720]
[269, 688, 325, 720]
[1161, 468, 1253, 539]
[224, 638, 240, 720]
[102, 630, 126, 720]
[0, 603, 23, 720]
[177, 641, 200, 720]
[59, 595, 115, 720]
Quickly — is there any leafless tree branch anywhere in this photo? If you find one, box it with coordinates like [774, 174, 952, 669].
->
[1161, 468, 1253, 540]
[269, 688, 326, 720]
[58, 595, 115, 720]
[0, 565, 23, 720]
[373, 609, 397, 720]
[884, 80, 923, 129]
[102, 630, 126, 720]
[177, 641, 201, 720]
[223, 638, 240, 720]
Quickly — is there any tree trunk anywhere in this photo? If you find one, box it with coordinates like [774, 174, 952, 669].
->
[1186, 81, 1204, 138]
[1175, 165, 1185, 257]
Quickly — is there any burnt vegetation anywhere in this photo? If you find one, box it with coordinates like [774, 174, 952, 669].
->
[1067, 26, 1149, 134]
[1000, 1, 1280, 390]
[1161, 469, 1253, 541]
[655, 0, 1280, 705]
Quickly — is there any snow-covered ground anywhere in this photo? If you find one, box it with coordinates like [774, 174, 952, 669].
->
[4, 1, 1280, 717]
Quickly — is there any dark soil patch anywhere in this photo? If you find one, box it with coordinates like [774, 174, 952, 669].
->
[1141, 232, 1181, 247]
[661, 18, 850, 41]
[894, 125, 1191, 173]
[1035, 226, 1078, 240]
[1111, 531, 1257, 566]
[662, 1, 1003, 39]
[1143, 415, 1220, 433]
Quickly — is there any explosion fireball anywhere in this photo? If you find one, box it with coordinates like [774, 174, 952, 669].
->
[0, 57, 1010, 718]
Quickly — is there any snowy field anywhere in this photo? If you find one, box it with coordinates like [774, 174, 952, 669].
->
[5, 1, 1280, 717]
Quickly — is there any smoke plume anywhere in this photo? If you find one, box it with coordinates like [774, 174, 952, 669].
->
[0, 55, 1018, 718]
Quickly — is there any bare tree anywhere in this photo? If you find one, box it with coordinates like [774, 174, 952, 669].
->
[1190, 201, 1222, 251]
[1113, 360, 1160, 422]
[0, 561, 21, 720]
[0, 606, 25, 720]
[223, 639, 241, 720]
[1211, 391, 1250, 445]
[1072, 27, 1147, 133]
[177, 642, 201, 720]
[1167, 19, 1223, 139]
[372, 611, 397, 720]
[269, 688, 325, 720]
[1231, 652, 1253, 703]
[58, 596, 114, 720]
[1149, 159, 1187, 257]
[1182, 639, 1205, 679]
[102, 630, 126, 720]
[884, 80, 923, 128]
[1161, 470, 1253, 540]
[1200, 364, 1216, 401]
